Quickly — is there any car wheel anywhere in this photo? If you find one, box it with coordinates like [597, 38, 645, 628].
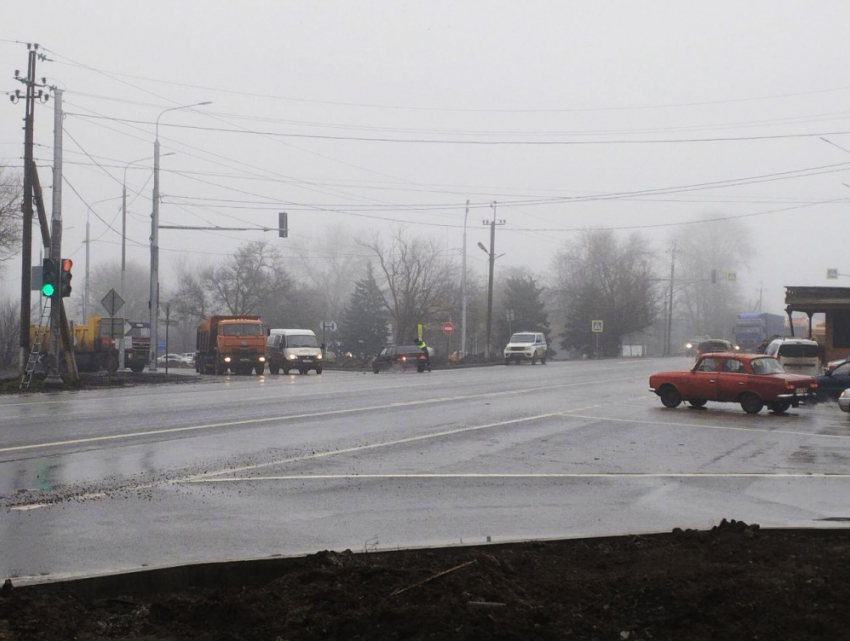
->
[541, 355, 547, 364]
[373, 366, 380, 374]
[689, 399, 707, 408]
[316, 366, 322, 375]
[770, 401, 790, 414]
[255, 364, 265, 375]
[659, 385, 682, 408]
[283, 367, 290, 375]
[740, 393, 764, 415]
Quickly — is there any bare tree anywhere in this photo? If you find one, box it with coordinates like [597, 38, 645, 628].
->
[552, 229, 658, 357]
[361, 228, 456, 344]
[0, 166, 22, 266]
[290, 225, 363, 324]
[203, 240, 291, 316]
[672, 218, 750, 339]
[0, 297, 20, 371]
[171, 255, 214, 325]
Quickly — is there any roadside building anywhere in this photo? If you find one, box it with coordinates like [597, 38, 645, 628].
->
[784, 286, 850, 363]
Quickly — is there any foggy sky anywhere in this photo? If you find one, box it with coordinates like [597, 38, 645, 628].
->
[3, 1, 850, 316]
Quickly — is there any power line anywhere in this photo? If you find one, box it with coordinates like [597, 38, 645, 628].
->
[46, 48, 850, 114]
[64, 112, 850, 144]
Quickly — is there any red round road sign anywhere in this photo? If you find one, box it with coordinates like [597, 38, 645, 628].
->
[442, 322, 454, 335]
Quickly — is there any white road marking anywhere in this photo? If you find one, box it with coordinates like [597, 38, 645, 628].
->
[183, 472, 850, 484]
[564, 413, 850, 440]
[0, 376, 641, 454]
[8, 502, 51, 511]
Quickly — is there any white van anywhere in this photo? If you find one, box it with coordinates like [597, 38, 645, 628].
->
[764, 338, 821, 376]
[503, 331, 548, 365]
[266, 329, 323, 375]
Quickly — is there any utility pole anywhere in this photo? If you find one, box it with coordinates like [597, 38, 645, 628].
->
[18, 46, 38, 373]
[461, 199, 469, 357]
[84, 209, 90, 322]
[481, 201, 506, 359]
[665, 241, 676, 356]
[45, 87, 63, 387]
[755, 281, 764, 313]
[151, 101, 211, 371]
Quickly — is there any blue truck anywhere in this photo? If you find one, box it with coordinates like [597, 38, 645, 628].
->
[733, 312, 788, 352]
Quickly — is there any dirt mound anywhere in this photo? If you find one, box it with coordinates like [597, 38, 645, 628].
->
[3, 523, 849, 640]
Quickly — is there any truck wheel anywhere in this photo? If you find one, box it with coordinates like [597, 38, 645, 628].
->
[659, 385, 682, 408]
[740, 393, 764, 415]
[104, 354, 119, 376]
[129, 362, 145, 373]
[316, 366, 323, 375]
[269, 363, 279, 375]
[255, 364, 265, 375]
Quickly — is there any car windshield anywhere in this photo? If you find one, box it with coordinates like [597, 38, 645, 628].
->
[510, 333, 536, 343]
[699, 341, 729, 352]
[751, 358, 785, 375]
[221, 323, 263, 336]
[286, 334, 318, 347]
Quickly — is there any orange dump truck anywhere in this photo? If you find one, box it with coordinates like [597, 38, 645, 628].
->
[196, 315, 266, 375]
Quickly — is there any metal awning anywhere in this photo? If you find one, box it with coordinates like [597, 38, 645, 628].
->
[785, 286, 850, 313]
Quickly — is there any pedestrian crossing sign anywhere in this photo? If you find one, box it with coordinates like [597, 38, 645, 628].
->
[591, 320, 604, 333]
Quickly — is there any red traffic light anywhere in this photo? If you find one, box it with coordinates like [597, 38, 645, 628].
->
[61, 258, 73, 272]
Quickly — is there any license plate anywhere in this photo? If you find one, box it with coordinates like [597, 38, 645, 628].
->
[240, 358, 251, 362]
[303, 358, 313, 363]
[797, 387, 808, 393]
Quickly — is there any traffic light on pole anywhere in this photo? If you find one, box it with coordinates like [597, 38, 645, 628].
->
[41, 258, 58, 297]
[60, 258, 73, 298]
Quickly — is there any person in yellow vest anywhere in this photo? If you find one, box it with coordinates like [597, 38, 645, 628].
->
[417, 340, 431, 372]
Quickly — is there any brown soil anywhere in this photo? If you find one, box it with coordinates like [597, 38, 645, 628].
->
[2, 520, 848, 640]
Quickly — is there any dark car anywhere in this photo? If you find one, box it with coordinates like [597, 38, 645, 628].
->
[372, 345, 429, 373]
[696, 339, 736, 359]
[816, 361, 850, 400]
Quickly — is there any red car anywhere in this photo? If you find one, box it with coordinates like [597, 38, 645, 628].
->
[649, 352, 816, 414]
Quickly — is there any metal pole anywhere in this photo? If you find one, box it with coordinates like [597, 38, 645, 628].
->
[665, 241, 676, 356]
[485, 202, 497, 359]
[165, 302, 170, 376]
[84, 210, 90, 323]
[46, 88, 63, 386]
[150, 135, 160, 371]
[461, 199, 469, 357]
[149, 102, 210, 371]
[119, 183, 126, 370]
[19, 48, 37, 373]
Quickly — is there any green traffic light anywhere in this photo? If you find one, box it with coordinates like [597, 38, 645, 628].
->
[41, 283, 55, 297]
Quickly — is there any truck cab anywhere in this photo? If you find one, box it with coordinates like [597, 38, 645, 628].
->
[196, 316, 266, 375]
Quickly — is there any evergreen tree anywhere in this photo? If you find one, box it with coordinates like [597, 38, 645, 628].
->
[495, 276, 550, 348]
[339, 263, 390, 357]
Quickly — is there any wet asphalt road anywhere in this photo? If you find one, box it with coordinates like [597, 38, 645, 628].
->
[2, 358, 850, 583]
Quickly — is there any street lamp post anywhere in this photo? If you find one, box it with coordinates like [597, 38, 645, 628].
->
[150, 102, 211, 371]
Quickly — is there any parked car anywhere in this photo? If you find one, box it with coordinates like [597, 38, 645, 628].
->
[764, 338, 821, 377]
[156, 353, 184, 368]
[649, 352, 816, 414]
[839, 389, 850, 415]
[180, 353, 195, 367]
[815, 361, 850, 401]
[372, 345, 430, 373]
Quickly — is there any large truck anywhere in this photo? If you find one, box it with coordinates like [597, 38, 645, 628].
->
[733, 312, 788, 352]
[29, 316, 124, 375]
[196, 315, 266, 375]
[123, 321, 151, 373]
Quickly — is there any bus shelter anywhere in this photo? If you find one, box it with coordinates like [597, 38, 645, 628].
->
[784, 286, 850, 363]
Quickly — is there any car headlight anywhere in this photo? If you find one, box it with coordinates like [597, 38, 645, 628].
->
[841, 391, 847, 398]
[258, 356, 265, 362]
[317, 353, 323, 359]
[685, 342, 693, 350]
[223, 356, 231, 363]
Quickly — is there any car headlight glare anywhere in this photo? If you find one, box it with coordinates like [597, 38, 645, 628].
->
[288, 354, 298, 360]
[317, 354, 323, 359]
[224, 357, 231, 363]
[258, 356, 265, 362]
